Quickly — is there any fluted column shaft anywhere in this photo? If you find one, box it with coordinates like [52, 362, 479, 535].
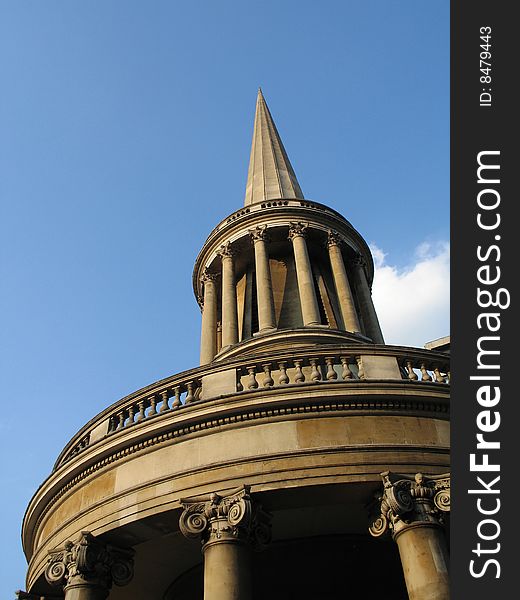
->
[180, 486, 271, 600]
[219, 244, 239, 347]
[351, 257, 384, 343]
[288, 223, 321, 326]
[250, 226, 276, 332]
[200, 272, 218, 365]
[327, 232, 361, 333]
[370, 472, 451, 600]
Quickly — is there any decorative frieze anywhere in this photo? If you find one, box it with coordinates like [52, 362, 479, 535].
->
[45, 532, 134, 593]
[369, 472, 451, 539]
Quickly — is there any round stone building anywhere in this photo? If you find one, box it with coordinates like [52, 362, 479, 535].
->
[21, 90, 450, 600]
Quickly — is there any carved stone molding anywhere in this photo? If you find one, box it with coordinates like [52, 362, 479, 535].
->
[45, 532, 134, 593]
[179, 485, 271, 550]
[249, 224, 270, 243]
[288, 222, 309, 241]
[369, 472, 450, 539]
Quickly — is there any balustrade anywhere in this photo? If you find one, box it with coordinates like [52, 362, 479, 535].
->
[55, 347, 450, 469]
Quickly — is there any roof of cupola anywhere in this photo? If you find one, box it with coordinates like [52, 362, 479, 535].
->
[244, 88, 304, 206]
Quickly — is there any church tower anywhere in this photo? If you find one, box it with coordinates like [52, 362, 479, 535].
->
[21, 91, 450, 600]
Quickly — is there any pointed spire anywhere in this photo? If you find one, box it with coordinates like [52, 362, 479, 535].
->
[244, 89, 304, 206]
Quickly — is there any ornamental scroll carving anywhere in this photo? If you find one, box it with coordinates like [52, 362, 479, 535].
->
[369, 472, 450, 539]
[179, 485, 271, 550]
[45, 531, 134, 591]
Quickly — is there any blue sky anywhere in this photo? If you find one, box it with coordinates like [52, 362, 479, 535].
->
[0, 1, 448, 594]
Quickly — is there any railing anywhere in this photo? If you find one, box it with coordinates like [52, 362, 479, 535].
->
[54, 345, 449, 470]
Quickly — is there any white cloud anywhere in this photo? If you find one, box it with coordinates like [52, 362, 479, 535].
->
[370, 241, 450, 348]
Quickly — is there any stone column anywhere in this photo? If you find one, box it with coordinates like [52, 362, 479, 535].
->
[180, 485, 271, 600]
[351, 256, 384, 343]
[200, 270, 218, 365]
[288, 223, 321, 326]
[45, 531, 134, 600]
[250, 225, 276, 333]
[369, 472, 451, 600]
[326, 231, 361, 333]
[218, 243, 239, 348]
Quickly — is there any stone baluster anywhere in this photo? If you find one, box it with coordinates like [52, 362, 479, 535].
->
[218, 243, 239, 348]
[246, 366, 259, 390]
[288, 223, 321, 326]
[261, 363, 274, 387]
[277, 361, 289, 385]
[309, 358, 321, 381]
[340, 356, 353, 380]
[356, 356, 365, 380]
[420, 363, 432, 382]
[200, 270, 219, 365]
[179, 486, 271, 600]
[369, 472, 451, 600]
[159, 390, 170, 413]
[326, 231, 361, 333]
[172, 386, 182, 409]
[136, 400, 146, 423]
[405, 360, 419, 380]
[433, 367, 445, 383]
[325, 357, 338, 380]
[45, 531, 134, 600]
[185, 381, 195, 404]
[351, 256, 384, 343]
[250, 225, 277, 333]
[148, 394, 157, 416]
[293, 359, 305, 383]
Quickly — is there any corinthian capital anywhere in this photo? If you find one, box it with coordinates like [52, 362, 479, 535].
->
[249, 224, 269, 243]
[200, 268, 218, 285]
[351, 255, 366, 269]
[45, 532, 134, 591]
[217, 241, 235, 259]
[326, 229, 343, 248]
[369, 472, 450, 539]
[179, 485, 271, 550]
[288, 222, 308, 241]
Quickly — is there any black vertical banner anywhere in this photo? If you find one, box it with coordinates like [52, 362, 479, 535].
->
[451, 2, 516, 598]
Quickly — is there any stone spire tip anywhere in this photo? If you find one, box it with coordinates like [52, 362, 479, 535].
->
[244, 90, 304, 206]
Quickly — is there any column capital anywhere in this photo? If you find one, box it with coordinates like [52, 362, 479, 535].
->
[179, 485, 271, 550]
[45, 531, 134, 592]
[326, 229, 344, 248]
[369, 472, 450, 540]
[249, 224, 269, 243]
[288, 222, 309, 241]
[201, 268, 219, 285]
[351, 255, 367, 269]
[217, 241, 235, 260]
